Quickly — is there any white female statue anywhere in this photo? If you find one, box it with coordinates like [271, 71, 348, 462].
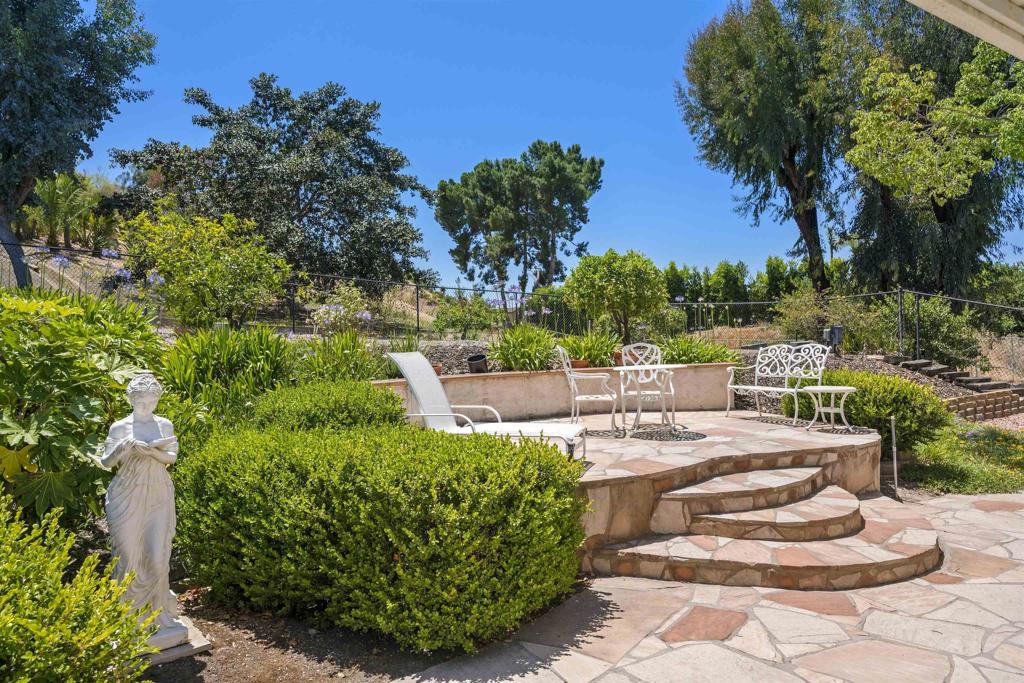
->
[101, 372, 189, 650]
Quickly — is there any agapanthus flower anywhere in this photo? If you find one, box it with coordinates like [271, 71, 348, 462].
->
[101, 248, 120, 259]
[674, 295, 685, 302]
[52, 255, 71, 268]
[38, 245, 50, 254]
[524, 309, 536, 317]
[356, 310, 372, 322]
[147, 272, 165, 286]
[541, 307, 552, 315]
[114, 267, 132, 281]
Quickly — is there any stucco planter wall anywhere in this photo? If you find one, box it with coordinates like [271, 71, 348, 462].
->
[373, 362, 737, 421]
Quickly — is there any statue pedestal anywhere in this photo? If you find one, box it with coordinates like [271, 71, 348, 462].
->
[146, 616, 212, 666]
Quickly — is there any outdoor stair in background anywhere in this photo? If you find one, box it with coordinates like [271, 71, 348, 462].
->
[918, 363, 950, 377]
[937, 370, 969, 381]
[899, 359, 933, 371]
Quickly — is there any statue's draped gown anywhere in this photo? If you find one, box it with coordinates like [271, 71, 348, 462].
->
[103, 416, 181, 630]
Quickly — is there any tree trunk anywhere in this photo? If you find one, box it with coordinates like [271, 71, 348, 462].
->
[0, 213, 32, 288]
[794, 207, 830, 292]
[63, 223, 71, 249]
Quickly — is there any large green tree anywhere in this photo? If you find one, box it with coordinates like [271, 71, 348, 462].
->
[679, 0, 862, 292]
[113, 74, 432, 287]
[435, 141, 603, 292]
[0, 0, 154, 286]
[844, 1, 1021, 295]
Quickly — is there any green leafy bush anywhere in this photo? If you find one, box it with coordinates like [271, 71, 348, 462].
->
[782, 369, 951, 450]
[905, 423, 1024, 494]
[159, 326, 290, 419]
[491, 324, 556, 371]
[0, 290, 162, 523]
[432, 295, 499, 339]
[251, 381, 405, 431]
[658, 334, 739, 364]
[308, 281, 371, 336]
[560, 330, 619, 366]
[0, 498, 154, 681]
[290, 330, 389, 383]
[176, 427, 585, 652]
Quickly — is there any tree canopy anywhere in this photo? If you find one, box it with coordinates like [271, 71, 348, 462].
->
[435, 140, 603, 292]
[0, 0, 155, 286]
[562, 249, 666, 345]
[113, 74, 433, 288]
[679, 0, 862, 292]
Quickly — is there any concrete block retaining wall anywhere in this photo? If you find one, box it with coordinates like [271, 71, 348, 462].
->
[944, 389, 1024, 421]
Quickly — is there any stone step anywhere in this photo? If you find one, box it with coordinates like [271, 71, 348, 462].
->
[651, 467, 829, 533]
[688, 486, 862, 542]
[938, 370, 969, 381]
[590, 521, 941, 590]
[956, 376, 992, 385]
[900, 359, 934, 370]
[971, 381, 1011, 392]
[919, 364, 950, 377]
[1012, 385, 1024, 396]
[883, 354, 910, 365]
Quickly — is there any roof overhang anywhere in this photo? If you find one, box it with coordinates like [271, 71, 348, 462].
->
[907, 0, 1024, 59]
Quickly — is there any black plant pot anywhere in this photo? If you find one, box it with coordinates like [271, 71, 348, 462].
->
[467, 354, 489, 373]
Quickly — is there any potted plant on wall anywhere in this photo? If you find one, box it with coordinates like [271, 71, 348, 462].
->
[563, 330, 620, 369]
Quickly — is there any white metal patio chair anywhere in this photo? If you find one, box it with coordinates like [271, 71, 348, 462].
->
[620, 342, 676, 430]
[388, 352, 587, 457]
[555, 345, 619, 431]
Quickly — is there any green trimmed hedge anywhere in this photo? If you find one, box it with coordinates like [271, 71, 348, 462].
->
[783, 369, 951, 450]
[0, 499, 154, 681]
[250, 381, 405, 431]
[175, 427, 586, 652]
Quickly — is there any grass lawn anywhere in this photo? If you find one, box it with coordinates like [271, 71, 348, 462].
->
[903, 422, 1024, 494]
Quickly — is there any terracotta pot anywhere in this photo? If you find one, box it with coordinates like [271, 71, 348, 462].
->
[432, 363, 444, 376]
[570, 359, 590, 369]
[613, 351, 623, 366]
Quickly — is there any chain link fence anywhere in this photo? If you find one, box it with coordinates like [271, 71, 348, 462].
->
[2, 240, 1022, 383]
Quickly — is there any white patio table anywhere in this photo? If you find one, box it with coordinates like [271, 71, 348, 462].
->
[612, 363, 688, 434]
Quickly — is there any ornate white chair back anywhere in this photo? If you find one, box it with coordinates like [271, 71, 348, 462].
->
[555, 345, 580, 395]
[622, 343, 662, 385]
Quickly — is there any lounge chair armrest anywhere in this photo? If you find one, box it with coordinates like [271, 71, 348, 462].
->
[407, 412, 476, 431]
[451, 404, 502, 423]
[727, 365, 756, 375]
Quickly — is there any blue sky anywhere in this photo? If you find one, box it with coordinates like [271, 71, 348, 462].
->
[81, 0, 1021, 285]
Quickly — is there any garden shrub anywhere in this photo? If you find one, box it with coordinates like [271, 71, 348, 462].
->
[0, 290, 162, 523]
[159, 326, 290, 419]
[905, 423, 1024, 494]
[0, 498, 154, 681]
[658, 334, 739, 364]
[175, 427, 585, 652]
[250, 381, 405, 431]
[308, 281, 371, 336]
[432, 295, 499, 339]
[782, 369, 951, 450]
[560, 330, 619, 366]
[491, 323, 557, 371]
[289, 330, 390, 382]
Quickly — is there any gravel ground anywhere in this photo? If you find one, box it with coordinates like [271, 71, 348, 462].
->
[979, 412, 1024, 431]
[421, 340, 491, 375]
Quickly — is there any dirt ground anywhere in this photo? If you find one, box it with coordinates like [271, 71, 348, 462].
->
[145, 588, 444, 683]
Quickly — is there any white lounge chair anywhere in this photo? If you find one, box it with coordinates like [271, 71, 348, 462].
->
[388, 352, 587, 457]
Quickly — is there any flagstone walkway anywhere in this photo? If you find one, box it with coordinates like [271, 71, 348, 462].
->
[401, 493, 1024, 683]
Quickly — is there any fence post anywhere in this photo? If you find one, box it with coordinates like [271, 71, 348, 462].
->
[897, 285, 904, 356]
[415, 283, 421, 337]
[914, 293, 921, 360]
[288, 279, 297, 334]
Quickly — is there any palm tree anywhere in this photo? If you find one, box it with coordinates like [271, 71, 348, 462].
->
[20, 174, 94, 248]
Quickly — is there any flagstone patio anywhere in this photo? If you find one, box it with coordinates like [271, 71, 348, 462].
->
[400, 493, 1024, 683]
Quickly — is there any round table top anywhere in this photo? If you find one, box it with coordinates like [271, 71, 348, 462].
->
[801, 385, 857, 393]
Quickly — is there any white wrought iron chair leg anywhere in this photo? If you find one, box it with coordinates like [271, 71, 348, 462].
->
[725, 388, 732, 417]
[755, 393, 762, 417]
[792, 390, 800, 425]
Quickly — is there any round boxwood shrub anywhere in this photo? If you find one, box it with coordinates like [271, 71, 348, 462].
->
[783, 369, 951, 450]
[250, 380, 405, 431]
[175, 427, 585, 652]
[0, 498, 154, 682]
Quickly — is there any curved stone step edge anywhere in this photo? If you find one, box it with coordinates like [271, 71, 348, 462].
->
[688, 486, 863, 541]
[589, 540, 942, 590]
[651, 468, 829, 533]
